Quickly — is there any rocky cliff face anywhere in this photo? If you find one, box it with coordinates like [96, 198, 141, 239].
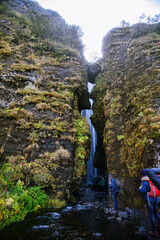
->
[0, 0, 90, 205]
[92, 23, 160, 201]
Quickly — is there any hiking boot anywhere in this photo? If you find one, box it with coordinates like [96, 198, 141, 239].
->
[149, 231, 159, 238]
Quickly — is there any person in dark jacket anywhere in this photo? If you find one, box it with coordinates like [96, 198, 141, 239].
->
[98, 177, 107, 199]
[109, 178, 119, 210]
[139, 169, 160, 238]
[98, 177, 107, 197]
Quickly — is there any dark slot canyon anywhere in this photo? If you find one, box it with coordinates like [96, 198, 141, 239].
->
[1, 0, 160, 238]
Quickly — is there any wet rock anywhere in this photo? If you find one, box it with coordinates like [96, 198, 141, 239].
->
[52, 231, 59, 237]
[88, 62, 101, 83]
[92, 233, 103, 237]
[78, 89, 91, 111]
[110, 209, 117, 214]
[135, 226, 147, 237]
[107, 216, 115, 220]
[104, 207, 136, 222]
[50, 212, 61, 219]
[118, 210, 128, 219]
[125, 207, 134, 215]
[62, 206, 73, 212]
[104, 208, 109, 214]
[116, 216, 122, 221]
[125, 207, 130, 211]
[32, 225, 50, 229]
[104, 207, 117, 215]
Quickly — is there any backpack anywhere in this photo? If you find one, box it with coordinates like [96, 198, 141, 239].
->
[149, 180, 160, 198]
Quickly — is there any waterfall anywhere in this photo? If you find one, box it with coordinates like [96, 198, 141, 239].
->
[81, 82, 97, 185]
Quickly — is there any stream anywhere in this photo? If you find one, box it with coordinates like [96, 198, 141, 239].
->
[0, 188, 152, 240]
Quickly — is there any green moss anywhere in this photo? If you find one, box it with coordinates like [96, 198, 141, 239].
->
[0, 41, 13, 58]
[0, 107, 33, 120]
[49, 199, 67, 208]
[23, 95, 46, 104]
[17, 87, 73, 102]
[91, 74, 106, 135]
[10, 62, 39, 72]
[0, 63, 3, 71]
[72, 102, 91, 181]
[117, 135, 125, 141]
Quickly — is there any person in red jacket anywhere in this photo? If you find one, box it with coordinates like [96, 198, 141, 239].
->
[139, 169, 160, 238]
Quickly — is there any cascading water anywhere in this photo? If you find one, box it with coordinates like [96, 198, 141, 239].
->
[81, 82, 97, 185]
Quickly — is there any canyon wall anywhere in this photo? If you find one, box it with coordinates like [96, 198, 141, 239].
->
[0, 0, 90, 207]
[92, 23, 160, 201]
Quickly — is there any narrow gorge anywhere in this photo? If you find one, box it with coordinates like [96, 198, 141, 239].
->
[0, 0, 160, 235]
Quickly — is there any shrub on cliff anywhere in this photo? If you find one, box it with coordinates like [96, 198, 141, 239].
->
[27, 9, 83, 54]
[0, 178, 48, 230]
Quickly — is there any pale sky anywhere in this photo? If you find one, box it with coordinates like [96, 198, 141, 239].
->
[36, 0, 160, 62]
